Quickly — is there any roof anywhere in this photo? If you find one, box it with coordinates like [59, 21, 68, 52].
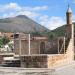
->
[67, 5, 72, 13]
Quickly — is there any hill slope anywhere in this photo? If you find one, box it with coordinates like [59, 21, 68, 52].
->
[52, 23, 75, 37]
[0, 15, 49, 33]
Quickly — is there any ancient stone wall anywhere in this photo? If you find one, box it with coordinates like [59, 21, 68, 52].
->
[20, 55, 48, 68]
[20, 54, 70, 68]
[47, 54, 69, 68]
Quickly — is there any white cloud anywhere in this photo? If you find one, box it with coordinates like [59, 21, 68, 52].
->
[17, 6, 48, 12]
[32, 6, 48, 11]
[0, 2, 66, 30]
[73, 15, 75, 22]
[0, 3, 48, 12]
[17, 11, 40, 19]
[2, 12, 16, 18]
[0, 3, 21, 12]
[0, 3, 48, 19]
[39, 16, 65, 30]
[5, 3, 19, 9]
[39, 15, 49, 21]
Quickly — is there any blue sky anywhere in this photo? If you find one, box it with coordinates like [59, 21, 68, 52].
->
[0, 0, 75, 30]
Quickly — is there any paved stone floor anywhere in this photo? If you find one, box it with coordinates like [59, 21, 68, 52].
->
[0, 68, 55, 75]
[55, 61, 75, 75]
[0, 62, 75, 75]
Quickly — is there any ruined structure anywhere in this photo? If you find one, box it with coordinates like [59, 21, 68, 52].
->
[14, 33, 48, 55]
[0, 6, 74, 68]
[17, 6, 74, 68]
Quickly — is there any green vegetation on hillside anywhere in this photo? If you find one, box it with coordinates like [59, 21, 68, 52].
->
[31, 23, 75, 41]
[52, 25, 66, 37]
[31, 31, 57, 41]
[52, 23, 75, 37]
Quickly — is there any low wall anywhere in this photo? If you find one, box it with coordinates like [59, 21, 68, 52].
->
[47, 54, 70, 68]
[0, 53, 14, 64]
[20, 55, 47, 68]
[20, 54, 70, 68]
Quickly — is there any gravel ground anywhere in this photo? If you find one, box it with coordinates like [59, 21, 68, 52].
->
[0, 62, 75, 75]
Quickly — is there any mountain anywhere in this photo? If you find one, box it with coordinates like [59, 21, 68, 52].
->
[51, 23, 75, 37]
[0, 15, 49, 33]
[51, 25, 66, 37]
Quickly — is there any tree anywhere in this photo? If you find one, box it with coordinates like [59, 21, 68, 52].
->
[2, 36, 10, 45]
[0, 38, 3, 48]
[31, 32, 42, 36]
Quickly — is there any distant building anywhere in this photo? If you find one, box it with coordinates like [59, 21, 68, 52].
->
[0, 32, 14, 39]
[14, 33, 48, 55]
[3, 32, 14, 40]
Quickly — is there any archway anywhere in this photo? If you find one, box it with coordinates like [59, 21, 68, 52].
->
[40, 42, 45, 54]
